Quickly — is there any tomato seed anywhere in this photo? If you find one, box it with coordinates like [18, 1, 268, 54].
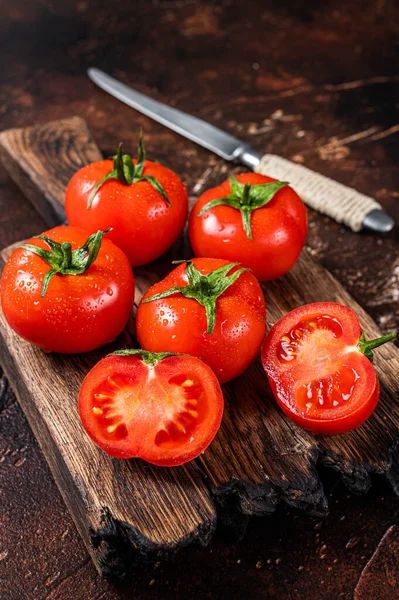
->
[107, 377, 120, 389]
[181, 379, 194, 387]
[94, 393, 111, 401]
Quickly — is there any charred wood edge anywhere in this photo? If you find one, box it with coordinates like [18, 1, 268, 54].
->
[90, 507, 215, 582]
[1, 253, 397, 581]
[0, 319, 216, 580]
[204, 373, 329, 520]
[208, 448, 327, 517]
[211, 459, 328, 543]
[318, 441, 399, 496]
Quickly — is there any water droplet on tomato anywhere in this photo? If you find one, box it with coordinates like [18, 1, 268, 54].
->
[106, 287, 113, 296]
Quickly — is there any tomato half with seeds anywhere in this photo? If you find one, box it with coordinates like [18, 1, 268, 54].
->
[78, 350, 224, 465]
[262, 302, 396, 435]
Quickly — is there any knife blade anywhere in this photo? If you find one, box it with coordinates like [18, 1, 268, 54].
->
[88, 67, 394, 233]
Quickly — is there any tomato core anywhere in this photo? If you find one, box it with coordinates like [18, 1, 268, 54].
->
[90, 370, 207, 450]
[274, 313, 366, 419]
[278, 314, 343, 363]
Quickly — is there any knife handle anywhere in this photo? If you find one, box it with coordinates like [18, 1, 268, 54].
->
[254, 154, 382, 232]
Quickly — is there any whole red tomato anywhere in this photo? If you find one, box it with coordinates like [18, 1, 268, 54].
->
[136, 258, 266, 383]
[79, 350, 224, 465]
[1, 226, 134, 354]
[65, 132, 188, 267]
[262, 302, 396, 434]
[189, 173, 307, 281]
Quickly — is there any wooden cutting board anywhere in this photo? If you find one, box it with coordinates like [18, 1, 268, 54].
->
[0, 116, 398, 579]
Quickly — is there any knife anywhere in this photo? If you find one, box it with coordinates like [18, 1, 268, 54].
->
[88, 68, 394, 233]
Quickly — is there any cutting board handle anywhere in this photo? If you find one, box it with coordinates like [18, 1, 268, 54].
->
[0, 116, 102, 226]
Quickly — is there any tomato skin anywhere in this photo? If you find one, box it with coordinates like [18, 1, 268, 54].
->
[271, 379, 380, 436]
[189, 173, 307, 281]
[261, 302, 380, 435]
[1, 226, 134, 354]
[136, 258, 266, 383]
[78, 353, 224, 465]
[65, 159, 188, 266]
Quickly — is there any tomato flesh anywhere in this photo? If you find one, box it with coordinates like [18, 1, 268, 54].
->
[79, 353, 224, 465]
[262, 303, 379, 434]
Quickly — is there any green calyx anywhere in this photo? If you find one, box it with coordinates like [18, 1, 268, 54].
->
[142, 260, 248, 335]
[20, 228, 111, 297]
[111, 349, 181, 365]
[358, 331, 397, 362]
[87, 129, 170, 209]
[197, 176, 289, 240]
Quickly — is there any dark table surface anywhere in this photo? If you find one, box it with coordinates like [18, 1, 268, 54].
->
[0, 1, 398, 599]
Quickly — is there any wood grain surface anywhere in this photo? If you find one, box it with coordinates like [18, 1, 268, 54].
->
[0, 118, 217, 578]
[0, 117, 101, 225]
[0, 116, 398, 578]
[1, 2, 398, 597]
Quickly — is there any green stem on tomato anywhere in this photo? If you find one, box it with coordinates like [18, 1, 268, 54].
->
[20, 228, 111, 297]
[60, 242, 73, 270]
[358, 331, 397, 362]
[111, 349, 182, 365]
[142, 260, 248, 335]
[87, 129, 171, 209]
[197, 176, 289, 240]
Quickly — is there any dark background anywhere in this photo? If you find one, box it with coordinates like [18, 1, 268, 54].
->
[0, 1, 398, 598]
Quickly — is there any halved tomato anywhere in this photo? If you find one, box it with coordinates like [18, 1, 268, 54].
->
[78, 350, 224, 466]
[262, 302, 396, 435]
